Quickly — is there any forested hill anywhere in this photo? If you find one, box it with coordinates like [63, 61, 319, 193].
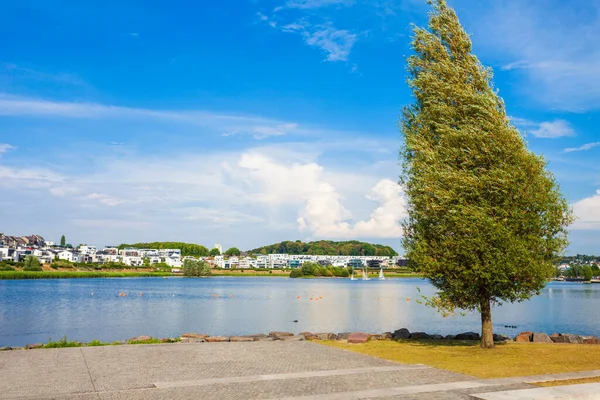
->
[118, 242, 209, 257]
[247, 240, 398, 257]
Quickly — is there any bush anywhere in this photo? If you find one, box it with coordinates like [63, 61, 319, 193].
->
[0, 263, 14, 271]
[44, 336, 82, 348]
[183, 259, 211, 277]
[289, 269, 304, 278]
[23, 256, 42, 271]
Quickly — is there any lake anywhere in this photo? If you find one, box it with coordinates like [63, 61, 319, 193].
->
[1, 277, 599, 346]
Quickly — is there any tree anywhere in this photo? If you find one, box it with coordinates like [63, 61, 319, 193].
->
[60, 235, 66, 247]
[209, 248, 220, 256]
[583, 265, 593, 282]
[591, 264, 600, 277]
[183, 259, 211, 277]
[224, 247, 241, 256]
[23, 256, 42, 271]
[400, 0, 574, 349]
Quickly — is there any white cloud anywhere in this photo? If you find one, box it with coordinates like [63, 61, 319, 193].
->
[572, 190, 600, 230]
[564, 142, 600, 153]
[281, 21, 357, 62]
[529, 120, 575, 139]
[0, 94, 302, 140]
[0, 143, 15, 156]
[284, 0, 353, 9]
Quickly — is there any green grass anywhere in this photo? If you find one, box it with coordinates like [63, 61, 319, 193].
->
[321, 340, 600, 378]
[127, 338, 165, 345]
[0, 271, 172, 280]
[43, 336, 83, 348]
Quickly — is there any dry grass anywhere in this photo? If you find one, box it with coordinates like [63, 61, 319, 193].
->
[534, 377, 600, 387]
[321, 340, 600, 379]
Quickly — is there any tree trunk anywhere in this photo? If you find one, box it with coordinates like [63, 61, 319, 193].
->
[480, 298, 494, 349]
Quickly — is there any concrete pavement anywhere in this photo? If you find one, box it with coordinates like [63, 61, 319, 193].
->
[0, 341, 595, 399]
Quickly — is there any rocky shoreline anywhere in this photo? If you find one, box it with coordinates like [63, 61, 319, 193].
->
[2, 328, 599, 351]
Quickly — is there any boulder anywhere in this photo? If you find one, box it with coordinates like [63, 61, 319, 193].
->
[445, 334, 456, 340]
[493, 334, 511, 342]
[455, 332, 480, 341]
[181, 333, 209, 339]
[244, 334, 268, 341]
[551, 333, 583, 344]
[315, 333, 337, 341]
[584, 337, 600, 345]
[299, 332, 313, 338]
[410, 332, 432, 340]
[514, 332, 533, 343]
[0, 346, 13, 351]
[337, 332, 351, 340]
[280, 335, 304, 341]
[392, 328, 411, 340]
[550, 333, 565, 343]
[129, 335, 152, 342]
[205, 336, 230, 342]
[347, 332, 370, 344]
[268, 331, 294, 339]
[431, 334, 444, 340]
[181, 338, 205, 344]
[230, 336, 255, 342]
[25, 343, 43, 349]
[382, 332, 393, 340]
[531, 332, 553, 343]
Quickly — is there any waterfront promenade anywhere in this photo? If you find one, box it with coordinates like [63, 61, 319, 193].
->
[2, 341, 599, 399]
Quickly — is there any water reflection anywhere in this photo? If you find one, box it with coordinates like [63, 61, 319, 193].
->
[1, 278, 600, 346]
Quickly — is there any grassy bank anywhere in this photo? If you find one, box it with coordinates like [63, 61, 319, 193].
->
[321, 340, 600, 378]
[0, 271, 172, 280]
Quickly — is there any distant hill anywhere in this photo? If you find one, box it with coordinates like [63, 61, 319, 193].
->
[118, 242, 209, 257]
[247, 240, 398, 257]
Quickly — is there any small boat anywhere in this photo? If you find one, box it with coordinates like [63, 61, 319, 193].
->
[362, 268, 370, 281]
[350, 269, 357, 280]
[378, 267, 385, 281]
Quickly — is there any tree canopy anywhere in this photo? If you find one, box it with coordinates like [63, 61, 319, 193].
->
[60, 235, 66, 247]
[400, 0, 573, 348]
[23, 255, 42, 271]
[247, 240, 397, 257]
[224, 247, 241, 256]
[209, 248, 221, 256]
[183, 259, 211, 277]
[118, 242, 209, 257]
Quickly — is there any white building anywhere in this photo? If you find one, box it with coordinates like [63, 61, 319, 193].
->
[78, 245, 97, 255]
[57, 250, 82, 263]
[238, 257, 256, 269]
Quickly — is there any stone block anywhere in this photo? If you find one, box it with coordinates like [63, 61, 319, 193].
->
[205, 336, 230, 342]
[552, 333, 584, 344]
[268, 331, 294, 339]
[392, 328, 411, 340]
[410, 332, 432, 340]
[337, 332, 351, 340]
[584, 337, 600, 344]
[181, 338, 205, 344]
[230, 336, 254, 342]
[347, 332, 370, 344]
[455, 332, 480, 341]
[550, 333, 565, 343]
[180, 333, 209, 339]
[314, 333, 337, 341]
[514, 332, 533, 342]
[280, 335, 304, 341]
[531, 332, 553, 343]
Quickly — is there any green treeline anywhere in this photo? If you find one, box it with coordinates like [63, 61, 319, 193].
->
[248, 240, 397, 257]
[289, 262, 350, 278]
[118, 242, 210, 257]
[0, 271, 171, 280]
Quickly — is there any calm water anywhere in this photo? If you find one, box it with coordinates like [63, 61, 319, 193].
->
[1, 277, 599, 346]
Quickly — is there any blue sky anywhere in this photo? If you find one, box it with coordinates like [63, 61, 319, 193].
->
[0, 0, 599, 254]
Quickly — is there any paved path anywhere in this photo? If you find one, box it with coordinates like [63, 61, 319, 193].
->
[0, 341, 596, 399]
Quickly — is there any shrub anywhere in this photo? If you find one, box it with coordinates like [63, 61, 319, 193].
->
[183, 259, 211, 277]
[289, 269, 304, 278]
[23, 256, 42, 271]
[44, 336, 82, 348]
[0, 263, 14, 271]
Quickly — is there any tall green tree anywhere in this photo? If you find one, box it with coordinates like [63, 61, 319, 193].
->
[224, 247, 241, 256]
[400, 0, 574, 348]
[60, 235, 66, 247]
[183, 259, 211, 277]
[583, 265, 593, 281]
[209, 248, 221, 256]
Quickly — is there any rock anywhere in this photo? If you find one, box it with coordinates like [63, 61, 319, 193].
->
[337, 332, 351, 340]
[280, 335, 304, 341]
[25, 343, 43, 349]
[455, 332, 480, 341]
[584, 337, 600, 345]
[205, 336, 230, 342]
[129, 335, 152, 342]
[315, 333, 337, 341]
[230, 336, 255, 342]
[493, 334, 511, 342]
[550, 333, 583, 344]
[445, 334, 456, 340]
[369, 334, 386, 341]
[410, 332, 432, 340]
[347, 332, 370, 344]
[514, 332, 533, 343]
[299, 332, 313, 338]
[531, 332, 553, 343]
[381, 332, 393, 340]
[181, 333, 209, 339]
[0, 347, 13, 351]
[268, 331, 294, 339]
[244, 334, 268, 341]
[431, 334, 444, 340]
[392, 328, 411, 340]
[181, 338, 205, 344]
